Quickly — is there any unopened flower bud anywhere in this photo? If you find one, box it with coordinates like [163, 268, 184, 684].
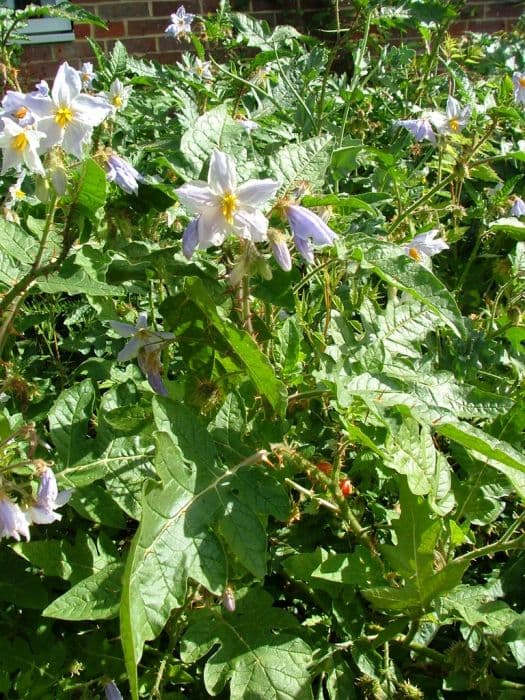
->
[222, 586, 236, 612]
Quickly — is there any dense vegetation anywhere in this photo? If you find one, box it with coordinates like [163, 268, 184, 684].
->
[0, 1, 524, 697]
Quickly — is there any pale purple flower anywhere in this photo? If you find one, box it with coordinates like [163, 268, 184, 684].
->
[395, 118, 436, 144]
[165, 6, 194, 40]
[429, 96, 471, 135]
[32, 80, 50, 98]
[25, 62, 112, 158]
[222, 587, 236, 612]
[237, 118, 258, 132]
[511, 196, 525, 217]
[26, 466, 72, 525]
[512, 72, 525, 106]
[268, 229, 292, 271]
[106, 154, 143, 195]
[0, 91, 34, 126]
[182, 218, 199, 259]
[176, 150, 280, 249]
[285, 204, 337, 265]
[0, 495, 30, 541]
[104, 681, 123, 700]
[109, 312, 174, 396]
[402, 229, 449, 262]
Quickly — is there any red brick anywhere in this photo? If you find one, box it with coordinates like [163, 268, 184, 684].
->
[448, 19, 469, 35]
[20, 43, 53, 62]
[107, 36, 157, 54]
[96, 2, 149, 20]
[152, 1, 200, 17]
[157, 34, 193, 51]
[150, 50, 185, 63]
[74, 22, 93, 39]
[53, 41, 95, 62]
[485, 3, 524, 19]
[128, 18, 168, 35]
[94, 20, 126, 37]
[467, 19, 506, 32]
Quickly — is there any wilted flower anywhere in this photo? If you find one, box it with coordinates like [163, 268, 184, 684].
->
[284, 203, 337, 265]
[32, 80, 50, 98]
[268, 229, 292, 271]
[0, 494, 30, 541]
[176, 150, 280, 250]
[165, 5, 194, 39]
[222, 586, 236, 612]
[26, 465, 72, 525]
[78, 62, 96, 90]
[4, 172, 26, 222]
[25, 62, 112, 158]
[182, 218, 199, 259]
[0, 120, 46, 176]
[191, 58, 212, 80]
[395, 118, 436, 144]
[429, 96, 471, 135]
[104, 681, 123, 700]
[104, 79, 132, 115]
[402, 229, 449, 262]
[511, 196, 525, 217]
[106, 153, 143, 195]
[109, 312, 174, 396]
[512, 72, 525, 106]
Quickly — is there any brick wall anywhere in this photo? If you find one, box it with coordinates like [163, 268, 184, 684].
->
[16, 0, 524, 87]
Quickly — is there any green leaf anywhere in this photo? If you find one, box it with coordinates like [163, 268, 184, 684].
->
[185, 277, 287, 415]
[43, 562, 123, 620]
[37, 256, 125, 296]
[271, 135, 333, 192]
[310, 546, 384, 588]
[489, 217, 525, 240]
[48, 379, 95, 469]
[181, 587, 313, 700]
[350, 234, 465, 337]
[121, 399, 287, 699]
[69, 483, 127, 528]
[73, 158, 107, 215]
[0, 218, 38, 264]
[0, 547, 48, 609]
[179, 104, 244, 178]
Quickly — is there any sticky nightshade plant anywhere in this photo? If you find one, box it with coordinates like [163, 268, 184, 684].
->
[26, 465, 72, 525]
[105, 153, 143, 195]
[402, 229, 449, 262]
[394, 118, 436, 144]
[429, 96, 471, 135]
[176, 149, 280, 251]
[0, 495, 30, 541]
[25, 62, 112, 158]
[109, 312, 175, 396]
[165, 5, 194, 40]
[283, 203, 337, 265]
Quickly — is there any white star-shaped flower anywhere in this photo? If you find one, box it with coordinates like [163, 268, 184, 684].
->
[0, 119, 46, 176]
[429, 96, 471, 135]
[25, 62, 112, 158]
[176, 150, 280, 249]
[402, 229, 449, 262]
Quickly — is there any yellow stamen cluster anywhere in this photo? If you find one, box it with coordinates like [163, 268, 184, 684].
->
[519, 77, 525, 88]
[112, 95, 123, 108]
[221, 192, 238, 224]
[12, 132, 29, 152]
[448, 118, 460, 133]
[55, 106, 73, 128]
[408, 247, 422, 262]
[14, 107, 28, 120]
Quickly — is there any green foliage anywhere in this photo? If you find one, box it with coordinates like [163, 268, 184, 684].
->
[0, 1, 524, 698]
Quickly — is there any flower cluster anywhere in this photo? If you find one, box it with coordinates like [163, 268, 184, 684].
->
[165, 5, 194, 40]
[0, 62, 136, 197]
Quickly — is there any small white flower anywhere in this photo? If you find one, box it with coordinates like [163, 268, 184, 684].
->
[429, 96, 471, 135]
[236, 118, 259, 132]
[0, 120, 46, 176]
[25, 62, 112, 158]
[165, 5, 194, 40]
[4, 172, 26, 221]
[104, 79, 132, 115]
[176, 150, 280, 249]
[0, 494, 30, 541]
[191, 58, 213, 80]
[512, 72, 525, 106]
[402, 229, 449, 262]
[78, 62, 96, 90]
[26, 465, 72, 525]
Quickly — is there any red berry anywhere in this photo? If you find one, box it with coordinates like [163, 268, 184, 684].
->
[339, 478, 353, 496]
[316, 461, 332, 475]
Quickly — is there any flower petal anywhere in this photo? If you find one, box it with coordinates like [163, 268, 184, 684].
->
[236, 178, 280, 207]
[74, 94, 112, 126]
[176, 181, 215, 213]
[117, 337, 144, 361]
[286, 204, 336, 245]
[182, 218, 199, 259]
[52, 62, 80, 107]
[233, 208, 269, 241]
[198, 206, 228, 247]
[108, 320, 137, 337]
[208, 150, 237, 195]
